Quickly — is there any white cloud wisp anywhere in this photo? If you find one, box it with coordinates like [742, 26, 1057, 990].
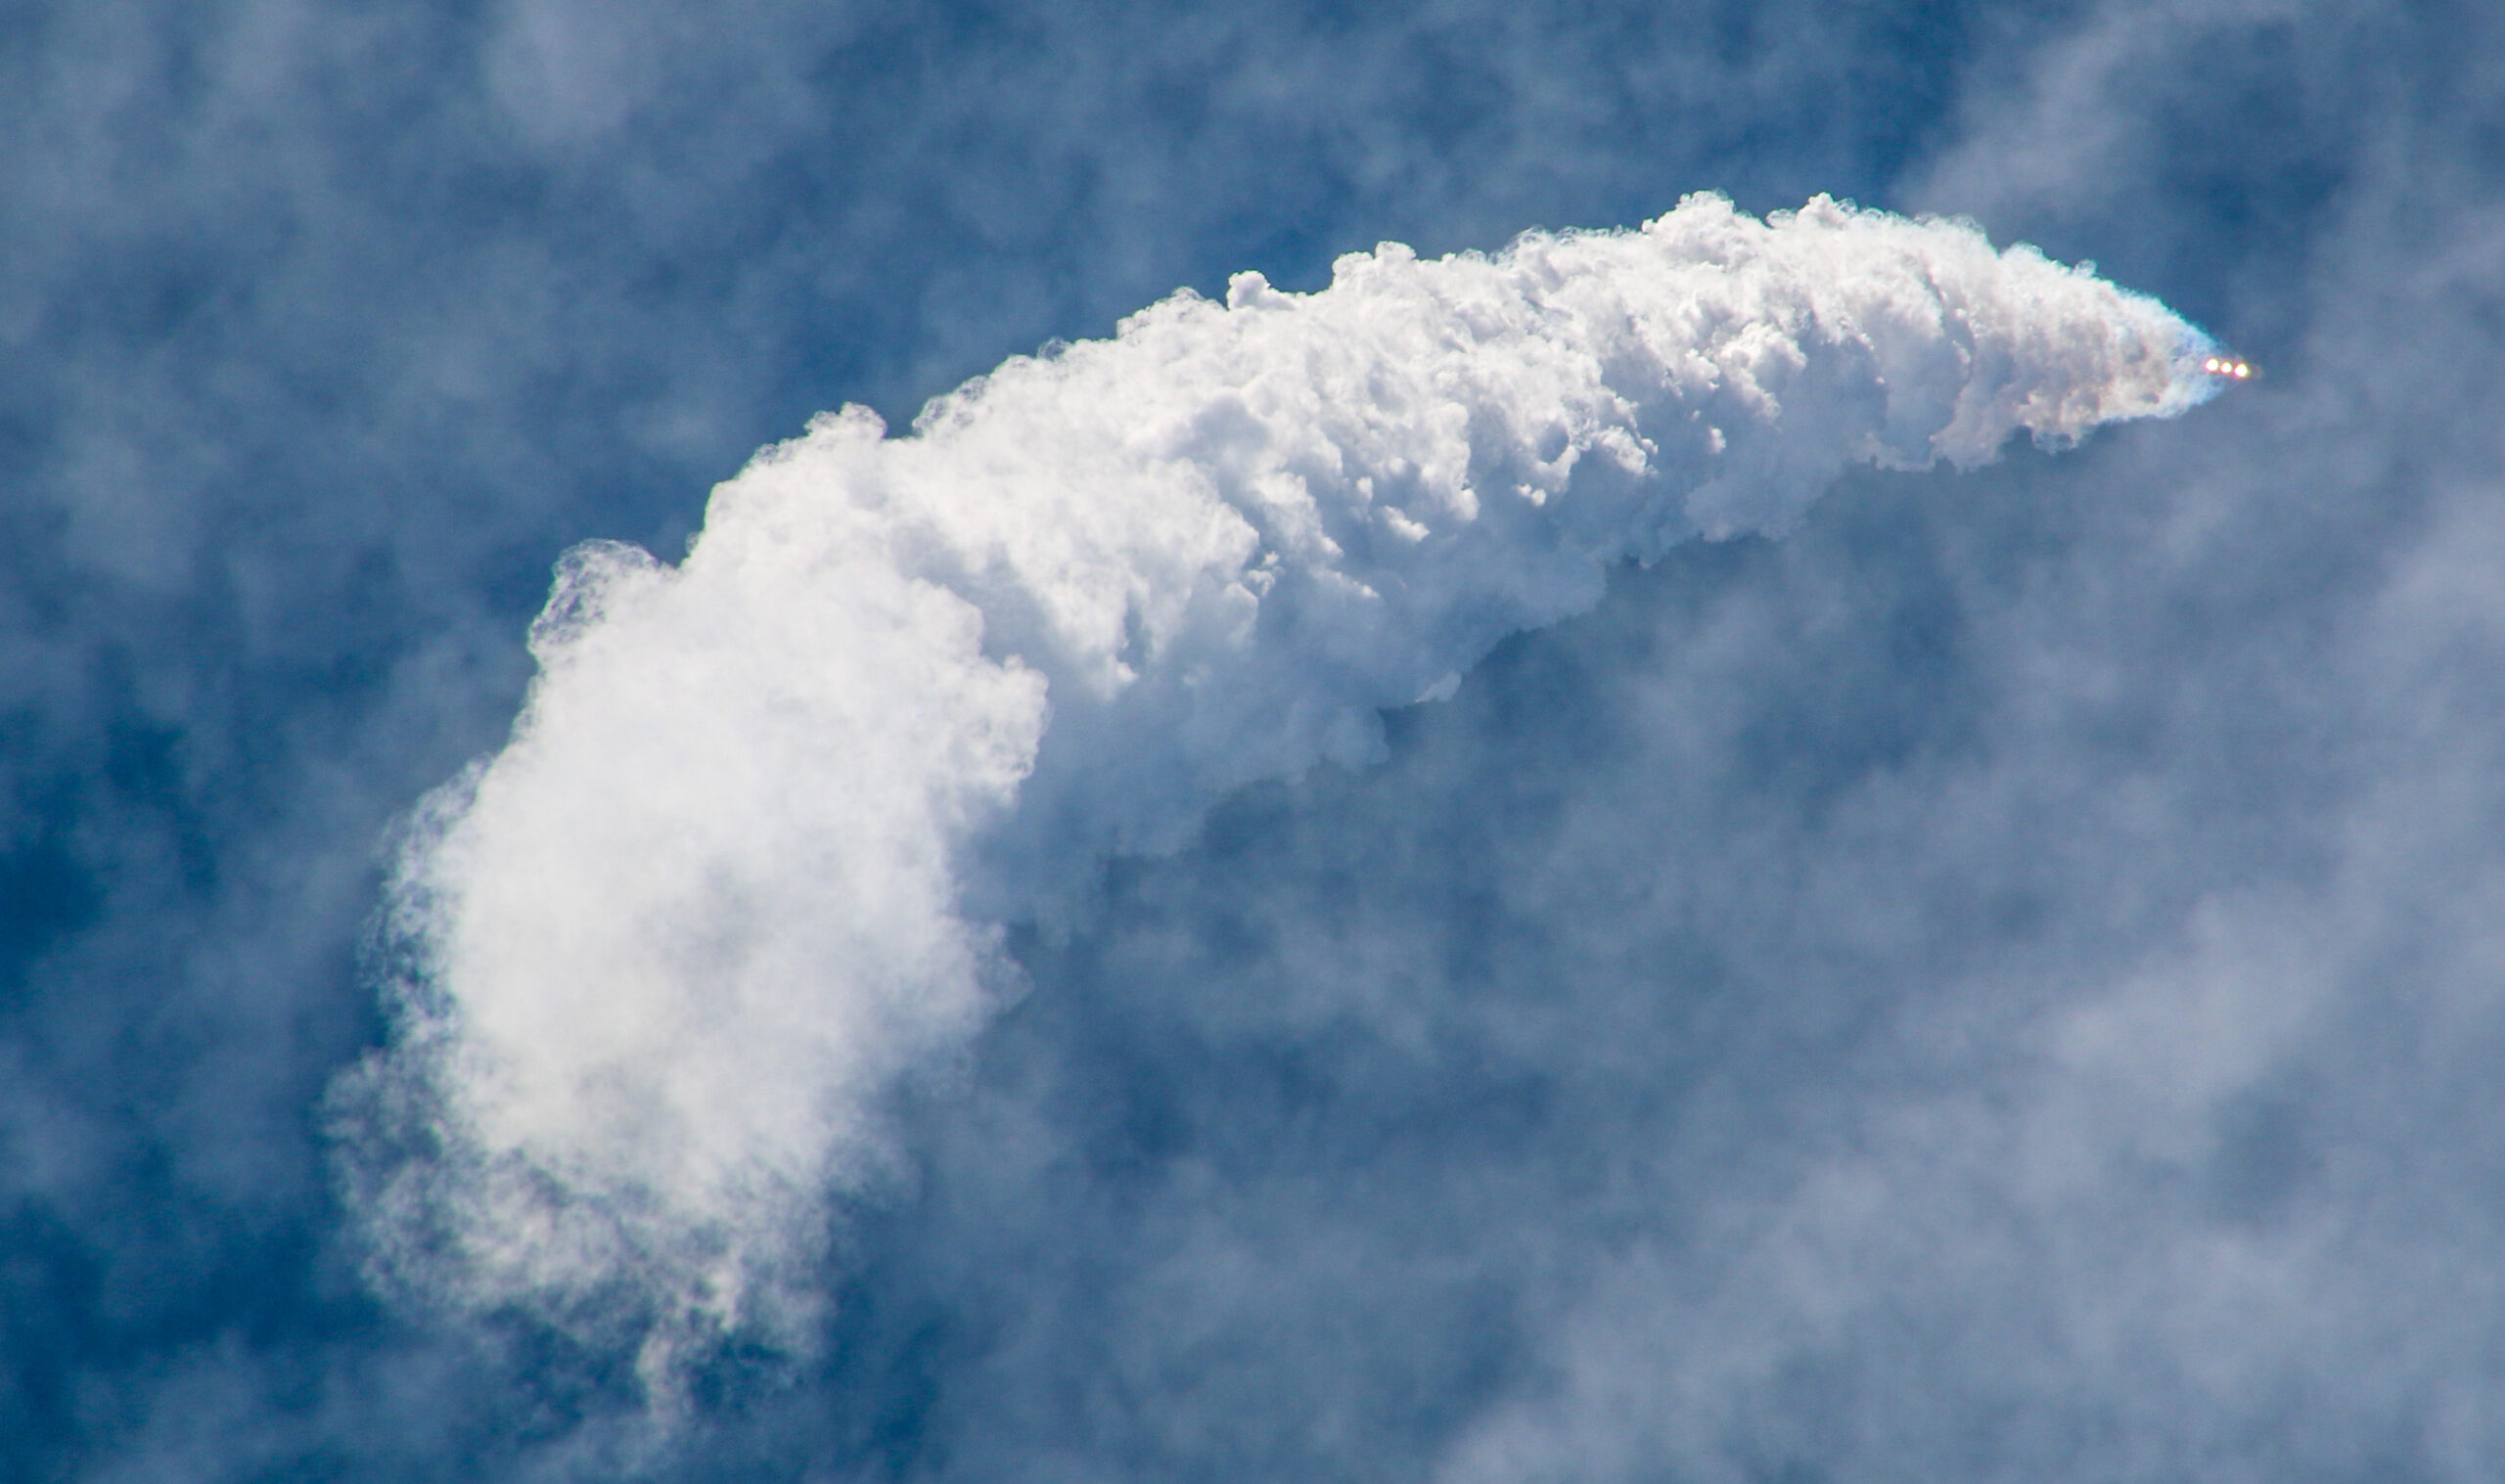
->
[348, 193, 2218, 1376]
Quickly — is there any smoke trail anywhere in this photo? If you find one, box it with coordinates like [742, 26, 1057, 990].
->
[341, 194, 2215, 1376]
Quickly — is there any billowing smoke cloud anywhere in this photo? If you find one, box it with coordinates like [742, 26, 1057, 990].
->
[342, 194, 2215, 1377]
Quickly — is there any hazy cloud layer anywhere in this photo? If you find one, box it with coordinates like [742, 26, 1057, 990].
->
[6, 0, 2505, 1477]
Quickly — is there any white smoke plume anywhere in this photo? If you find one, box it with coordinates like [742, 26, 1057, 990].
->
[345, 194, 2217, 1373]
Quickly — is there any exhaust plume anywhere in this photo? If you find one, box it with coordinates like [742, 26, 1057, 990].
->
[344, 194, 2216, 1372]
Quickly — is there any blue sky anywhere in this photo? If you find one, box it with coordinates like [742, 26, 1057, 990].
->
[6, 0, 2504, 1478]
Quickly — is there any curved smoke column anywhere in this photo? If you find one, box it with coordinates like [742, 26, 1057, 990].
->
[344, 194, 2215, 1374]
